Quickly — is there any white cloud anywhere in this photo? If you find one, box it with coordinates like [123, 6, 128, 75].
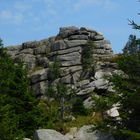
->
[0, 10, 24, 24]
[14, 2, 32, 11]
[0, 10, 12, 20]
[73, 0, 117, 11]
[43, 0, 58, 16]
[0, 1, 33, 25]
[0, 0, 117, 27]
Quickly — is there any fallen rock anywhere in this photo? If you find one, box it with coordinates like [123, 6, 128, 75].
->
[94, 70, 112, 80]
[65, 127, 78, 140]
[94, 79, 108, 90]
[74, 125, 114, 140]
[106, 104, 120, 118]
[34, 129, 69, 140]
[33, 126, 114, 140]
[83, 97, 94, 109]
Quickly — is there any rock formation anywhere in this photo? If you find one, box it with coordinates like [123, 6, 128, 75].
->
[7, 26, 116, 104]
[33, 125, 114, 140]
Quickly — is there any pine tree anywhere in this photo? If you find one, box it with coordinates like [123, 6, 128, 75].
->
[0, 39, 42, 139]
[93, 35, 140, 140]
[93, 19, 140, 139]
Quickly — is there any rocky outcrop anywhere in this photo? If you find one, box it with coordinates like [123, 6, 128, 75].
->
[33, 125, 114, 140]
[34, 129, 69, 140]
[7, 26, 116, 102]
[23, 138, 31, 140]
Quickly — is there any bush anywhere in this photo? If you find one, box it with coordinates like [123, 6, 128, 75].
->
[48, 61, 61, 82]
[72, 98, 88, 116]
[82, 41, 96, 71]
[0, 41, 46, 139]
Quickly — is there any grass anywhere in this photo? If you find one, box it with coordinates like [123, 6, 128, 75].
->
[52, 111, 103, 134]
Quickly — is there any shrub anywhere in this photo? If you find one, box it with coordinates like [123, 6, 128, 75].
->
[48, 61, 61, 82]
[82, 41, 96, 71]
[72, 98, 88, 116]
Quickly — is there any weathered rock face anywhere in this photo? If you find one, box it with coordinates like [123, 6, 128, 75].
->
[33, 125, 114, 140]
[7, 26, 116, 100]
[34, 129, 69, 140]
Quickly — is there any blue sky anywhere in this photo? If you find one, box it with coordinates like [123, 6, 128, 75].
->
[0, 0, 139, 53]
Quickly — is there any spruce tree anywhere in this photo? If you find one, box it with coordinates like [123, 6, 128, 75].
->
[0, 39, 42, 139]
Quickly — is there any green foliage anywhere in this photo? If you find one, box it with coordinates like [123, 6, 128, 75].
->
[0, 38, 3, 48]
[120, 129, 140, 140]
[128, 19, 140, 30]
[82, 41, 95, 71]
[46, 59, 77, 121]
[93, 34, 140, 139]
[57, 83, 72, 119]
[109, 54, 123, 63]
[72, 98, 88, 116]
[93, 94, 119, 112]
[37, 99, 59, 129]
[48, 60, 61, 82]
[115, 21, 140, 140]
[0, 41, 46, 139]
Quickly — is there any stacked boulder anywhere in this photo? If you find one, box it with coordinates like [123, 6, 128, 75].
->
[7, 26, 116, 100]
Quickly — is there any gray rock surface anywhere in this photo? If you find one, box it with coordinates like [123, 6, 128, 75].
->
[73, 125, 114, 140]
[22, 41, 39, 49]
[65, 40, 87, 48]
[32, 81, 47, 96]
[59, 26, 79, 38]
[36, 57, 49, 68]
[94, 79, 108, 90]
[14, 53, 36, 70]
[34, 129, 69, 140]
[20, 48, 34, 54]
[51, 40, 66, 51]
[69, 35, 89, 40]
[60, 66, 82, 77]
[34, 45, 47, 54]
[7, 26, 115, 97]
[56, 52, 81, 62]
[30, 69, 48, 84]
[91, 35, 104, 41]
[50, 46, 82, 56]
[6, 26, 117, 140]
[33, 126, 114, 140]
[23, 138, 31, 140]
[83, 97, 94, 109]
